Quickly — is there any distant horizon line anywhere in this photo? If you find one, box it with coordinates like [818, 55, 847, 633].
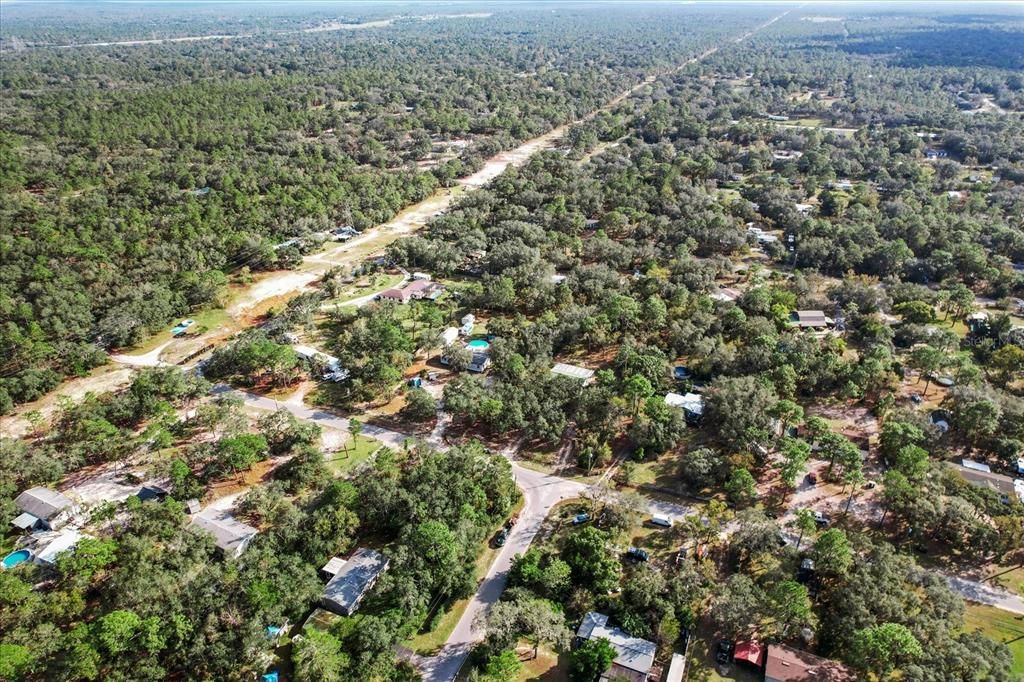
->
[3, 0, 1023, 5]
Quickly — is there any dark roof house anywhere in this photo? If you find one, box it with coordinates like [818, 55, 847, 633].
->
[790, 310, 829, 329]
[378, 288, 412, 304]
[13, 487, 73, 530]
[321, 548, 390, 616]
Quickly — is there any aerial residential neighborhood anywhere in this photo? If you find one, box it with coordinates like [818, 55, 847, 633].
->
[1, 2, 1024, 682]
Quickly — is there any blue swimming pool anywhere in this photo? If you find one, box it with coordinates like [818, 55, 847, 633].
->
[2, 550, 31, 569]
[467, 339, 490, 351]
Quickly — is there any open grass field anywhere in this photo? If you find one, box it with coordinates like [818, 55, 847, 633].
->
[325, 433, 383, 476]
[991, 565, 1024, 598]
[124, 306, 234, 355]
[963, 604, 1024, 676]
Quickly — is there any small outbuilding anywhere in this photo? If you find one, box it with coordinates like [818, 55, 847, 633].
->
[734, 640, 767, 668]
[551, 363, 596, 384]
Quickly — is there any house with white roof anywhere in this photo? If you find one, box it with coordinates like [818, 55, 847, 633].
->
[33, 529, 87, 565]
[321, 548, 390, 616]
[551, 363, 596, 384]
[192, 511, 258, 558]
[665, 392, 704, 425]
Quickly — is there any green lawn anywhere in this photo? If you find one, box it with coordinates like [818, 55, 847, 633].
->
[992, 565, 1024, 598]
[516, 644, 569, 681]
[963, 604, 1024, 676]
[123, 306, 234, 354]
[325, 433, 383, 476]
[323, 273, 405, 306]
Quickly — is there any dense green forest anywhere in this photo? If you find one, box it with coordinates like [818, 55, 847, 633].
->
[379, 7, 1024, 679]
[0, 3, 765, 412]
[3, 3, 1024, 682]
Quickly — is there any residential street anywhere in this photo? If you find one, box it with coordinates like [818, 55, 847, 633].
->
[215, 375, 1024, 681]
[946, 576, 1024, 616]
[415, 464, 588, 682]
[225, 383, 692, 681]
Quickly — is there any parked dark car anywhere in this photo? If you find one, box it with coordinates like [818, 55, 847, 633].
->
[625, 547, 649, 562]
[494, 529, 508, 547]
[716, 640, 735, 664]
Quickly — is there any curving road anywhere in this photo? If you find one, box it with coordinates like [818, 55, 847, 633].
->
[225, 382, 690, 681]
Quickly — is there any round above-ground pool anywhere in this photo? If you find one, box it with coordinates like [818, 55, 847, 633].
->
[2, 549, 31, 569]
[466, 339, 490, 351]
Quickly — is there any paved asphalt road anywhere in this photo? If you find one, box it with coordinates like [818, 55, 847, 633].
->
[415, 464, 588, 682]
[223, 383, 692, 680]
[946, 575, 1024, 616]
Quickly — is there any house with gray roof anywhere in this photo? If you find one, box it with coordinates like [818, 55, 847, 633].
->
[192, 511, 258, 558]
[321, 548, 390, 616]
[790, 310, 830, 329]
[13, 487, 73, 531]
[575, 612, 658, 682]
[948, 461, 1024, 505]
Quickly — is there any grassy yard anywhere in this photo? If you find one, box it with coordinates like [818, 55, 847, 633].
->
[516, 643, 568, 681]
[963, 604, 1024, 676]
[630, 452, 684, 489]
[124, 306, 234, 354]
[323, 272, 405, 306]
[325, 433, 383, 476]
[991, 565, 1024, 598]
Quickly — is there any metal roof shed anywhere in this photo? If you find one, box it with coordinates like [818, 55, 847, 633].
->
[321, 548, 389, 616]
[551, 363, 595, 383]
[192, 512, 258, 558]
